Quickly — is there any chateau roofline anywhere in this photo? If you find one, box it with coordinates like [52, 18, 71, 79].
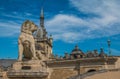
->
[46, 57, 118, 64]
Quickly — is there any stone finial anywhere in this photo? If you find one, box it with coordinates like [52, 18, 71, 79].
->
[86, 51, 94, 58]
[64, 52, 69, 59]
[99, 48, 107, 57]
[60, 56, 63, 59]
[70, 54, 74, 59]
[55, 54, 59, 59]
[49, 34, 53, 45]
[93, 49, 98, 57]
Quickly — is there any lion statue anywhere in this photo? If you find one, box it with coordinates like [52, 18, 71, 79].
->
[18, 20, 38, 61]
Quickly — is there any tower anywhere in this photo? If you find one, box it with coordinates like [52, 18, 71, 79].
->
[35, 8, 53, 60]
[36, 8, 47, 39]
[40, 8, 44, 28]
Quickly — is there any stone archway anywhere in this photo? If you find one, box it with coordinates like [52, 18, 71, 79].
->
[87, 69, 96, 73]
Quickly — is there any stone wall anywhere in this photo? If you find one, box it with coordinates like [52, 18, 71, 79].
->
[47, 66, 101, 79]
[0, 57, 120, 79]
[115, 57, 120, 69]
[49, 68, 77, 79]
[84, 70, 120, 79]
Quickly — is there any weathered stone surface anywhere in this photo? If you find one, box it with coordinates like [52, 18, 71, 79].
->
[11, 60, 47, 71]
[7, 71, 48, 78]
[49, 68, 77, 79]
[1, 57, 120, 79]
[18, 20, 38, 61]
[7, 60, 49, 79]
[85, 70, 120, 79]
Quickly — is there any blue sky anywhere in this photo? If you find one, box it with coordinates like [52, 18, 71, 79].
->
[0, 0, 120, 59]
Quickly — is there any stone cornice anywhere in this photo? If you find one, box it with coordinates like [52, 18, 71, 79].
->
[46, 57, 118, 67]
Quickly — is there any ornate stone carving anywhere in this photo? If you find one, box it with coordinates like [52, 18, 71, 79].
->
[18, 20, 38, 61]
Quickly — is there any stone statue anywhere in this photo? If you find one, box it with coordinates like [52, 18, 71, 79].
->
[18, 20, 38, 61]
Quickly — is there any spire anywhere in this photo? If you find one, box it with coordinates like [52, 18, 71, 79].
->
[75, 45, 79, 50]
[35, 7, 47, 39]
[35, 8, 44, 39]
[40, 7, 44, 28]
[40, 7, 44, 18]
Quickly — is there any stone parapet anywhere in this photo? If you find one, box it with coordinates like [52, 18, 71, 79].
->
[47, 57, 118, 68]
[7, 60, 49, 79]
[7, 71, 48, 78]
[12, 60, 47, 72]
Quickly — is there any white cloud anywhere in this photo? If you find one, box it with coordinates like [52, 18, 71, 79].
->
[0, 11, 39, 37]
[69, 0, 120, 26]
[24, 12, 32, 16]
[1, 13, 27, 20]
[45, 14, 120, 42]
[0, 20, 20, 37]
[111, 48, 120, 56]
[0, 0, 120, 43]
[45, 14, 89, 42]
[45, 0, 120, 43]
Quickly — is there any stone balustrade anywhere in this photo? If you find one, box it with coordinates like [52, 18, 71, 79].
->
[7, 71, 49, 78]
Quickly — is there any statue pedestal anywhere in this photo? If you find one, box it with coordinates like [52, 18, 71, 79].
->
[7, 60, 49, 79]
